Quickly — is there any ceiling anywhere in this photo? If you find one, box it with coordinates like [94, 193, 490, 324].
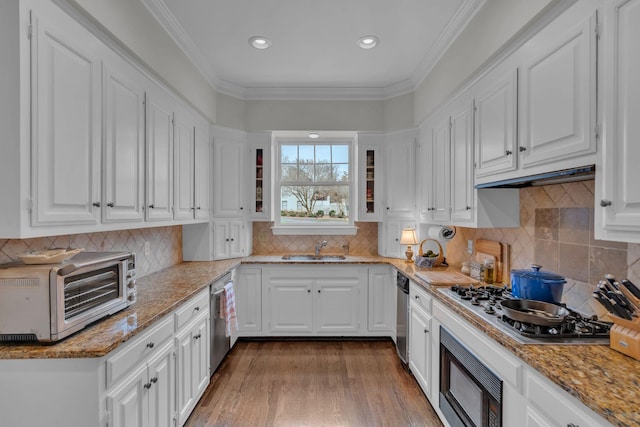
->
[142, 0, 484, 100]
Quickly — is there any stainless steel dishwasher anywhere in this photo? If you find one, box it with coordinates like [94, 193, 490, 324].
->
[396, 270, 410, 365]
[210, 272, 232, 375]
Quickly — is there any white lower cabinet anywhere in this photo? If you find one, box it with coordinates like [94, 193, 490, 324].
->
[262, 266, 369, 336]
[367, 266, 395, 333]
[236, 267, 263, 334]
[175, 311, 210, 426]
[107, 339, 175, 427]
[409, 303, 431, 398]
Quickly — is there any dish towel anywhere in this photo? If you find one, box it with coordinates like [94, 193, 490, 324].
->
[221, 281, 238, 337]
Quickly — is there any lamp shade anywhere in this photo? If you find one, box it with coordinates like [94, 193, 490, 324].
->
[399, 228, 418, 245]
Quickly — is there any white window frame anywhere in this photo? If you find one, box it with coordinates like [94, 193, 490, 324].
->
[272, 135, 357, 235]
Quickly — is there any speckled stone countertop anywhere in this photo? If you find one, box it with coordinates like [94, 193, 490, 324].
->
[393, 261, 640, 427]
[0, 258, 241, 359]
[0, 255, 637, 426]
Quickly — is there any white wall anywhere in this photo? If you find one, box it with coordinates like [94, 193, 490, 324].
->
[414, 0, 556, 124]
[216, 92, 247, 130]
[66, 0, 217, 123]
[384, 92, 414, 132]
[245, 99, 385, 132]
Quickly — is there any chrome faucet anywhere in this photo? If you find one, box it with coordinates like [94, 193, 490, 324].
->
[315, 240, 327, 256]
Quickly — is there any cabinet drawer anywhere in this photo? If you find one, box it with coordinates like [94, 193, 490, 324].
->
[175, 288, 209, 331]
[410, 282, 432, 313]
[106, 315, 174, 388]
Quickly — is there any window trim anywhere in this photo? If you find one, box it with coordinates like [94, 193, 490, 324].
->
[272, 135, 357, 235]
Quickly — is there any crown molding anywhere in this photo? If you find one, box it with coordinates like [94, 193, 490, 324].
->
[142, 0, 483, 101]
[411, 0, 486, 88]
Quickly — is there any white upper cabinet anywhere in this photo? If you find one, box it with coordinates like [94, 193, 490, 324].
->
[473, 67, 519, 179]
[596, 0, 640, 243]
[449, 99, 475, 223]
[194, 119, 211, 220]
[102, 54, 146, 223]
[383, 129, 418, 219]
[247, 132, 272, 220]
[213, 126, 247, 218]
[431, 113, 451, 223]
[518, 9, 597, 168]
[30, 3, 102, 227]
[357, 133, 385, 222]
[173, 109, 196, 220]
[145, 89, 174, 221]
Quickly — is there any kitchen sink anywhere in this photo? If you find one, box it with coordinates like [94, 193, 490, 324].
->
[281, 254, 346, 261]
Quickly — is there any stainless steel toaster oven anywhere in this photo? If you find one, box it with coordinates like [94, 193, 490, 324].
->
[0, 251, 136, 342]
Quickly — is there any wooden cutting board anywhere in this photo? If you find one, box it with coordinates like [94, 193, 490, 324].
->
[475, 239, 507, 283]
[415, 271, 479, 286]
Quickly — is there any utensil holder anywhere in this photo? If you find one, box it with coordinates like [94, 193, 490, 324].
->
[610, 315, 640, 361]
[415, 239, 444, 268]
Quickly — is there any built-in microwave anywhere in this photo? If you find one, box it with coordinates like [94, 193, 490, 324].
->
[0, 251, 136, 342]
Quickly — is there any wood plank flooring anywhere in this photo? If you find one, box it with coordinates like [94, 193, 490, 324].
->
[185, 339, 444, 427]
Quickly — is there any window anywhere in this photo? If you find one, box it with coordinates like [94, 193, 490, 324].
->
[275, 139, 355, 234]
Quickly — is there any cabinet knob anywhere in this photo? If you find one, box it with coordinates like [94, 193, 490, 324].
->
[148, 204, 155, 209]
[567, 424, 579, 427]
[92, 202, 101, 207]
[194, 306, 200, 311]
[107, 202, 114, 208]
[317, 290, 321, 293]
[307, 289, 311, 293]
[226, 238, 230, 242]
[196, 206, 201, 210]
[415, 295, 420, 300]
[600, 199, 612, 207]
[424, 328, 429, 334]
[194, 333, 201, 340]
[466, 206, 471, 210]
[144, 382, 152, 390]
[505, 150, 513, 156]
[150, 377, 158, 384]
[230, 238, 234, 242]
[519, 146, 527, 152]
[146, 342, 155, 349]
[386, 207, 390, 210]
[240, 207, 244, 210]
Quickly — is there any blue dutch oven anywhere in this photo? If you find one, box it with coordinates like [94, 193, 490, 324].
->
[510, 264, 566, 304]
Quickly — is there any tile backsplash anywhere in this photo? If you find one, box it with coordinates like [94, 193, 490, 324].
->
[252, 221, 379, 256]
[0, 226, 182, 277]
[444, 180, 640, 316]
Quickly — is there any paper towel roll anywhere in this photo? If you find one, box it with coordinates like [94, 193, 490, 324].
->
[426, 225, 456, 240]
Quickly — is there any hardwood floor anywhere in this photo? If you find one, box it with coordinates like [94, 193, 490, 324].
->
[185, 339, 443, 427]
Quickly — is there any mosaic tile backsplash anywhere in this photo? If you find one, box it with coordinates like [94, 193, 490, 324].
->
[0, 226, 182, 277]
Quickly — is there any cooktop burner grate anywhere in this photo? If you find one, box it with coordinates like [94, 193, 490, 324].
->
[440, 285, 612, 345]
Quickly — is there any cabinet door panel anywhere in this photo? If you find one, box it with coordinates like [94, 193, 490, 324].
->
[228, 221, 245, 258]
[106, 364, 148, 427]
[314, 279, 359, 333]
[268, 280, 314, 333]
[194, 123, 211, 220]
[368, 267, 394, 332]
[146, 91, 174, 221]
[193, 317, 210, 398]
[474, 69, 518, 178]
[237, 267, 262, 333]
[103, 62, 145, 223]
[384, 131, 416, 218]
[598, 0, 640, 239]
[431, 116, 450, 222]
[450, 100, 475, 223]
[173, 113, 195, 220]
[147, 342, 175, 427]
[31, 10, 101, 226]
[213, 130, 245, 217]
[176, 328, 195, 424]
[520, 14, 596, 167]
[409, 305, 431, 397]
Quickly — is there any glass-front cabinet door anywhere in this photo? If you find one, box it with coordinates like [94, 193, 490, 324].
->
[358, 134, 384, 222]
[248, 132, 272, 220]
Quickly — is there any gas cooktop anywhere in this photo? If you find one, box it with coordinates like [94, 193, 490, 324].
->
[438, 285, 612, 345]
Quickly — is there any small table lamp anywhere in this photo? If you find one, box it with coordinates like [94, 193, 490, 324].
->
[400, 227, 418, 263]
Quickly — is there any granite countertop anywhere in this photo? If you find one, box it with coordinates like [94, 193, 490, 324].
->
[0, 258, 240, 359]
[0, 255, 637, 426]
[394, 261, 640, 427]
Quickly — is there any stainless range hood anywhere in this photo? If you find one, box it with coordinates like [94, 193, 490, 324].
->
[474, 165, 595, 189]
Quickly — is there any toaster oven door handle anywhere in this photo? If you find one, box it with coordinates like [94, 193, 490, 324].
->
[57, 263, 81, 276]
[56, 253, 131, 276]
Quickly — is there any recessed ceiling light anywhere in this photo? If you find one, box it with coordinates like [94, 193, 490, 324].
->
[307, 132, 320, 139]
[357, 35, 379, 50]
[249, 36, 271, 50]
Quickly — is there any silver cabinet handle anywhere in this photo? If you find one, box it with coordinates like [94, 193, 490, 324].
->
[600, 200, 612, 207]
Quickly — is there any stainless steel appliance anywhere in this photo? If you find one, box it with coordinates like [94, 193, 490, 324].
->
[210, 272, 233, 375]
[439, 285, 611, 345]
[440, 327, 503, 427]
[396, 270, 410, 364]
[0, 251, 136, 342]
